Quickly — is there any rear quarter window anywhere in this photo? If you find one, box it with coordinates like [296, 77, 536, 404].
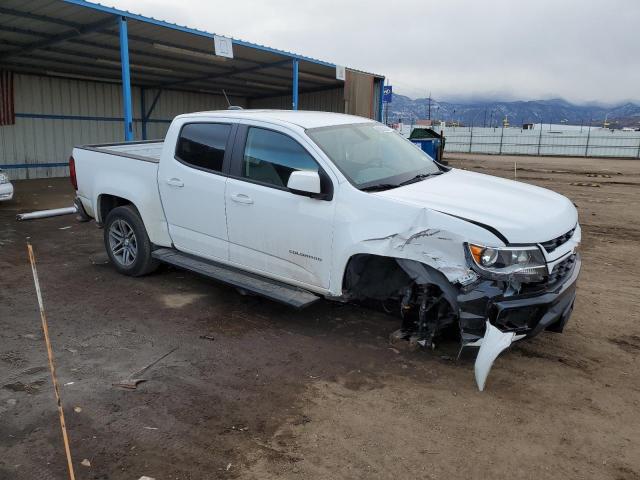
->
[175, 123, 231, 172]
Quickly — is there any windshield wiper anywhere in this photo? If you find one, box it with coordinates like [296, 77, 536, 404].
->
[398, 171, 444, 186]
[360, 183, 399, 192]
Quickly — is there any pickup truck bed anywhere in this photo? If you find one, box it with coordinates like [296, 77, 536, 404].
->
[81, 140, 164, 163]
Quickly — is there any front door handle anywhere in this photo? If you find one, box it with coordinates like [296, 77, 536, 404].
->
[166, 178, 184, 188]
[230, 193, 254, 204]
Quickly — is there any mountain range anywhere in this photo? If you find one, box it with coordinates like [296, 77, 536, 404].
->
[386, 95, 640, 129]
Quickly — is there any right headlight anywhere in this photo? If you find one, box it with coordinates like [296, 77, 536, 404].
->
[0, 172, 8, 184]
[466, 243, 547, 281]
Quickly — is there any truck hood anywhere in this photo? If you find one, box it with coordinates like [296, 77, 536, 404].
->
[375, 168, 578, 244]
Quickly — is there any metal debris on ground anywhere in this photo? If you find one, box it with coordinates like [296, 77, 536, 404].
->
[199, 334, 215, 341]
[80, 459, 91, 467]
[112, 347, 177, 390]
[16, 206, 78, 221]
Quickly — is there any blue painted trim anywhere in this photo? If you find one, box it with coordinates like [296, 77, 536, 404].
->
[15, 113, 172, 123]
[292, 59, 299, 111]
[61, 0, 344, 70]
[3, 162, 69, 169]
[119, 17, 134, 141]
[377, 78, 384, 122]
[140, 86, 147, 140]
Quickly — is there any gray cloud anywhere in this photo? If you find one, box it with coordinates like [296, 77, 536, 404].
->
[110, 0, 640, 104]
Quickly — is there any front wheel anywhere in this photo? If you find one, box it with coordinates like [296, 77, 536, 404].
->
[103, 205, 158, 277]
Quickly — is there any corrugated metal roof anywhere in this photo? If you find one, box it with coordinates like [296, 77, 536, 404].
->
[0, 0, 382, 98]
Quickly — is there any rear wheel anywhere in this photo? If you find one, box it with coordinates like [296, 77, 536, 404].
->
[104, 205, 158, 276]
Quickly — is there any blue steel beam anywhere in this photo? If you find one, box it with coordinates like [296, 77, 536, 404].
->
[377, 78, 385, 122]
[119, 17, 134, 141]
[292, 58, 299, 111]
[140, 87, 147, 140]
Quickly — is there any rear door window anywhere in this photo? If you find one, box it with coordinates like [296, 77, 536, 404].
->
[175, 123, 231, 172]
[241, 127, 318, 188]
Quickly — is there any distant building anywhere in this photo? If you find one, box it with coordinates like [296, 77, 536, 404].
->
[415, 119, 434, 126]
[523, 123, 534, 130]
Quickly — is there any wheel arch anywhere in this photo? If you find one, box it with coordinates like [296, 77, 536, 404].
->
[341, 253, 460, 310]
[97, 194, 139, 225]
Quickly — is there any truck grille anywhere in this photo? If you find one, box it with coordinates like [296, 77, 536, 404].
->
[540, 227, 576, 253]
[547, 254, 577, 285]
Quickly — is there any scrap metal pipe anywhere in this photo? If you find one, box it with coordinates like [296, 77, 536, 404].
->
[16, 206, 77, 221]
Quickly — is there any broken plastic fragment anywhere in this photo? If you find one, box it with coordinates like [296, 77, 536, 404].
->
[474, 321, 515, 391]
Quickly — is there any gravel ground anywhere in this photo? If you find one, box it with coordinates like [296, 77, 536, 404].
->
[1, 153, 639, 480]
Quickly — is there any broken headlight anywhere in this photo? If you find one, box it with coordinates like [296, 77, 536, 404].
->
[466, 243, 547, 281]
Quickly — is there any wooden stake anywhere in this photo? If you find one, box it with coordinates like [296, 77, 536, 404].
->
[27, 242, 76, 480]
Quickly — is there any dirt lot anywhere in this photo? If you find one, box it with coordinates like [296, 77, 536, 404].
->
[1, 153, 639, 480]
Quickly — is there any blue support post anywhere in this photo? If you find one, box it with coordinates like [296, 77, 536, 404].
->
[377, 78, 384, 122]
[140, 87, 147, 140]
[119, 16, 134, 141]
[292, 58, 299, 111]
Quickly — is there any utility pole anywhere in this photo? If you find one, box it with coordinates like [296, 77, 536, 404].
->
[427, 92, 432, 120]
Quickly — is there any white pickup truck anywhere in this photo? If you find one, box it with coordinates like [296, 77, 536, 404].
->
[71, 109, 581, 389]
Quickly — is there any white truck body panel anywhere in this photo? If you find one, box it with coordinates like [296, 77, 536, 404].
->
[73, 110, 580, 297]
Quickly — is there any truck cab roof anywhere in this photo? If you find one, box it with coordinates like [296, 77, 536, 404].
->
[176, 109, 376, 130]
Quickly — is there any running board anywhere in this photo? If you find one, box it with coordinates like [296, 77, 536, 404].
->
[152, 248, 321, 309]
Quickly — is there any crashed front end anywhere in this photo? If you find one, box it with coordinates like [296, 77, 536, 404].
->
[457, 229, 582, 346]
[383, 224, 582, 390]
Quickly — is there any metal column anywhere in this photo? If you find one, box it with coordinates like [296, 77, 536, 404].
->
[119, 16, 134, 141]
[292, 58, 299, 110]
[140, 87, 147, 140]
[377, 78, 384, 122]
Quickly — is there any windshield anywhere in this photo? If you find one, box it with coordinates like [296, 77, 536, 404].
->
[306, 123, 442, 189]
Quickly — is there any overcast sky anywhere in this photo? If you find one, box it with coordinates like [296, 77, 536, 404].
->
[110, 0, 639, 104]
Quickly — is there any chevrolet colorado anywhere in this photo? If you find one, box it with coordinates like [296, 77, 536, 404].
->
[71, 110, 581, 389]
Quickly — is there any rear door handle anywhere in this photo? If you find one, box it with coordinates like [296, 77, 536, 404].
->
[166, 178, 184, 188]
[230, 193, 254, 204]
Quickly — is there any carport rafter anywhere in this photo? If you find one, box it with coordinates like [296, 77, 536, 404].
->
[152, 60, 292, 89]
[0, 21, 291, 84]
[0, 24, 327, 90]
[0, 6, 81, 28]
[250, 83, 343, 101]
[0, 17, 118, 60]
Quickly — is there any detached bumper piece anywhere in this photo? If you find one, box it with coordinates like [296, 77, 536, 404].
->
[460, 253, 581, 391]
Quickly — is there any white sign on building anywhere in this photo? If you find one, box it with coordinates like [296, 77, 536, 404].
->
[214, 35, 234, 59]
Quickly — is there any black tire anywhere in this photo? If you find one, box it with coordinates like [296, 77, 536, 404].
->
[103, 205, 159, 277]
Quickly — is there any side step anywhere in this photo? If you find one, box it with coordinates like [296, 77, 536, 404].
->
[152, 248, 321, 309]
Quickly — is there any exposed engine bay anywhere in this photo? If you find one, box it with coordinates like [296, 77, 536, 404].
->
[343, 251, 581, 390]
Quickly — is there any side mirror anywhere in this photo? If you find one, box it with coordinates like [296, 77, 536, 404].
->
[287, 170, 321, 197]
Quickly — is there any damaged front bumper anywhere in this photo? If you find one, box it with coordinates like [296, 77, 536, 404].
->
[458, 253, 581, 343]
[457, 253, 581, 390]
